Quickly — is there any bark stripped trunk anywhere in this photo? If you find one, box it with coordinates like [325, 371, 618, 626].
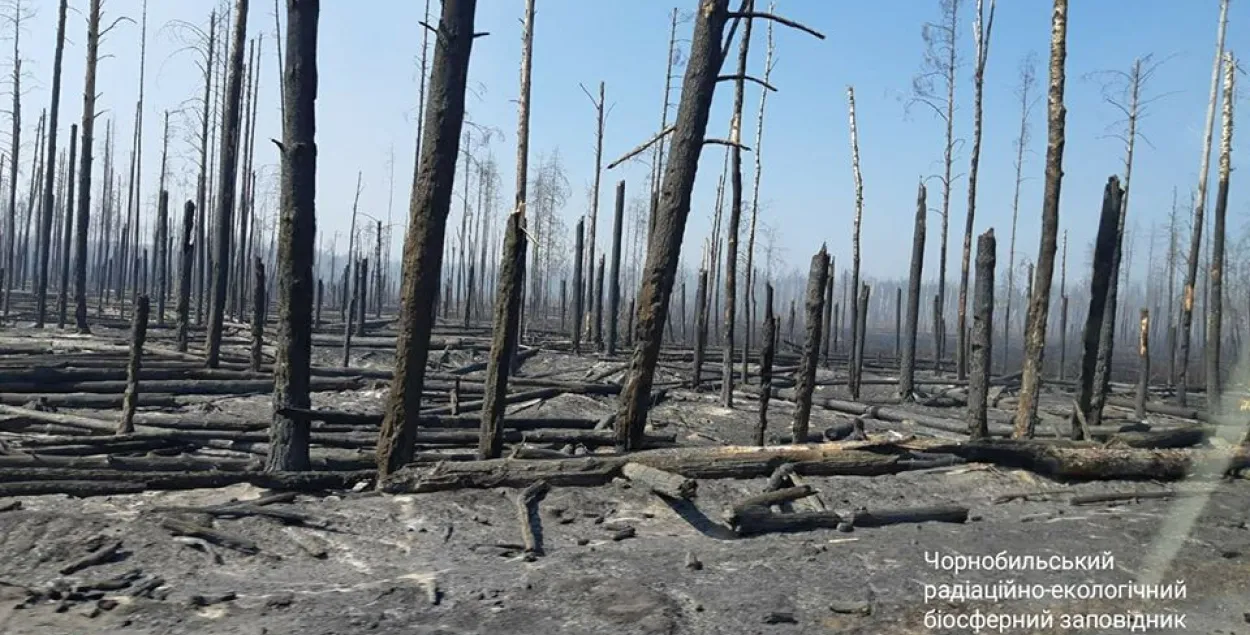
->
[792, 246, 829, 443]
[267, 0, 320, 472]
[1176, 0, 1229, 407]
[155, 191, 169, 325]
[899, 182, 927, 401]
[206, 0, 250, 367]
[847, 85, 864, 391]
[968, 229, 995, 439]
[73, 0, 102, 334]
[1071, 177, 1124, 439]
[1205, 52, 1234, 413]
[741, 14, 774, 381]
[571, 217, 584, 354]
[34, 0, 68, 327]
[196, 10, 217, 327]
[1012, 0, 1067, 438]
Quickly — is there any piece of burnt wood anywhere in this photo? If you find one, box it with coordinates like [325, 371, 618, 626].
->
[1071, 177, 1125, 438]
[1069, 490, 1181, 506]
[446, 345, 540, 376]
[117, 295, 150, 435]
[692, 268, 709, 388]
[755, 283, 775, 447]
[0, 470, 375, 497]
[382, 439, 943, 493]
[622, 462, 697, 499]
[59, 539, 123, 575]
[850, 505, 968, 527]
[515, 480, 549, 558]
[0, 481, 148, 497]
[851, 283, 869, 399]
[0, 454, 264, 472]
[0, 403, 116, 434]
[0, 377, 363, 396]
[933, 439, 1250, 481]
[150, 503, 313, 526]
[968, 229, 995, 439]
[1135, 309, 1149, 420]
[449, 377, 460, 415]
[899, 182, 926, 399]
[792, 246, 829, 442]
[160, 517, 259, 555]
[175, 200, 195, 351]
[314, 279, 323, 329]
[571, 217, 584, 354]
[731, 507, 842, 535]
[728, 485, 814, 521]
[250, 257, 265, 372]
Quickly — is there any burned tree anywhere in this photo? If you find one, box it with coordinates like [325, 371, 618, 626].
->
[571, 217, 584, 353]
[206, 0, 251, 367]
[1002, 54, 1037, 372]
[1176, 0, 1229, 407]
[742, 9, 776, 380]
[899, 182, 927, 401]
[968, 229, 995, 439]
[73, 0, 103, 333]
[267, 0, 320, 472]
[56, 124, 76, 328]
[607, 180, 625, 355]
[176, 200, 195, 351]
[955, 0, 994, 380]
[1012, 0, 1068, 439]
[846, 85, 864, 390]
[34, 0, 69, 327]
[755, 283, 775, 447]
[792, 246, 829, 443]
[118, 295, 150, 435]
[1205, 52, 1234, 410]
[1071, 177, 1123, 439]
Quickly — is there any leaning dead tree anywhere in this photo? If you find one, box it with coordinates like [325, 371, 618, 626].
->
[1012, 0, 1067, 439]
[910, 0, 960, 373]
[613, 1, 824, 450]
[1001, 53, 1037, 373]
[267, 0, 321, 472]
[1176, 0, 1229, 407]
[899, 181, 927, 400]
[33, 0, 69, 327]
[1205, 52, 1235, 412]
[1071, 177, 1124, 439]
[206, 0, 250, 367]
[479, 0, 532, 461]
[955, 0, 994, 380]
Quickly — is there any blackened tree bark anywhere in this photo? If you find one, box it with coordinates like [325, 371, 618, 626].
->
[206, 0, 250, 368]
[57, 125, 77, 328]
[692, 268, 709, 388]
[1012, 0, 1067, 438]
[792, 246, 829, 443]
[607, 180, 625, 355]
[251, 257, 265, 372]
[1176, 0, 1228, 407]
[899, 182, 927, 400]
[267, 0, 320, 472]
[34, 0, 68, 327]
[118, 295, 149, 434]
[1070, 177, 1123, 439]
[478, 0, 532, 461]
[176, 200, 195, 351]
[373, 0, 477, 475]
[851, 283, 869, 399]
[155, 191, 169, 325]
[755, 282, 774, 447]
[720, 5, 754, 408]
[196, 10, 217, 326]
[571, 217, 584, 353]
[968, 228, 995, 439]
[1205, 52, 1234, 412]
[73, 1, 101, 334]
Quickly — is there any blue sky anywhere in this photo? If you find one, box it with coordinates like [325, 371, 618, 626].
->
[17, 0, 1250, 281]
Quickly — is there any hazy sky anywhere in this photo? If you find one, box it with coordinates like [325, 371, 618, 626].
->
[15, 0, 1249, 282]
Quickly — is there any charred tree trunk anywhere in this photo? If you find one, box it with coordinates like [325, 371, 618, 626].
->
[894, 286, 902, 364]
[792, 246, 829, 443]
[73, 0, 102, 334]
[968, 229, 996, 439]
[155, 191, 169, 325]
[1176, 0, 1229, 407]
[614, 0, 732, 450]
[593, 255, 605, 350]
[720, 7, 755, 408]
[206, 0, 250, 368]
[355, 258, 368, 336]
[851, 283, 869, 400]
[821, 259, 834, 365]
[176, 200, 195, 352]
[1071, 177, 1124, 439]
[692, 268, 709, 388]
[1136, 309, 1150, 420]
[314, 278, 322, 329]
[34, 0, 69, 327]
[1205, 52, 1234, 412]
[57, 125, 77, 329]
[571, 218, 584, 354]
[1013, 0, 1068, 438]
[755, 283, 775, 447]
[118, 295, 150, 435]
[251, 257, 265, 372]
[268, 0, 320, 473]
[899, 182, 927, 401]
[847, 85, 864, 389]
[195, 10, 217, 327]
[607, 180, 625, 356]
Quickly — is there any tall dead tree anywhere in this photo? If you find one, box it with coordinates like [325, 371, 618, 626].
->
[899, 182, 927, 400]
[614, 2, 824, 448]
[267, 0, 320, 471]
[154, 191, 169, 325]
[34, 0, 68, 327]
[478, 0, 532, 461]
[755, 283, 774, 446]
[1002, 55, 1037, 371]
[206, 0, 250, 367]
[607, 180, 625, 355]
[1205, 52, 1234, 411]
[4, 0, 22, 318]
[571, 217, 584, 353]
[195, 9, 217, 326]
[1071, 177, 1123, 439]
[1012, 0, 1067, 439]
[56, 124, 76, 328]
[1177, 0, 1229, 407]
[968, 228, 995, 438]
[846, 85, 864, 389]
[720, 4, 755, 408]
[741, 9, 776, 380]
[955, 0, 994, 380]
[176, 200, 194, 351]
[73, 0, 102, 333]
[581, 81, 604, 329]
[911, 0, 959, 371]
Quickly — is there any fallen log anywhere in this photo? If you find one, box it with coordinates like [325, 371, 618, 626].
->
[59, 539, 124, 575]
[728, 485, 815, 523]
[160, 518, 259, 555]
[621, 462, 697, 499]
[277, 408, 599, 430]
[0, 392, 183, 409]
[849, 505, 968, 527]
[0, 377, 364, 396]
[0, 470, 376, 496]
[934, 439, 1250, 481]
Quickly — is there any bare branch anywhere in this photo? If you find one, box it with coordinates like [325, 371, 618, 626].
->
[716, 74, 777, 92]
[703, 138, 752, 152]
[726, 11, 825, 39]
[606, 124, 675, 170]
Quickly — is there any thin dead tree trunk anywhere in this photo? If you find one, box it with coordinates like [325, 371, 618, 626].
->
[57, 124, 77, 328]
[720, 5, 754, 407]
[1176, 0, 1229, 407]
[851, 283, 869, 399]
[968, 228, 995, 439]
[693, 268, 709, 388]
[956, 0, 995, 380]
[206, 0, 251, 368]
[792, 246, 829, 443]
[4, 11, 21, 319]
[607, 180, 625, 356]
[154, 191, 169, 325]
[755, 282, 774, 447]
[1012, 0, 1068, 438]
[196, 10, 217, 326]
[34, 0, 69, 327]
[1205, 52, 1234, 412]
[251, 257, 265, 372]
[571, 217, 584, 353]
[742, 10, 775, 381]
[1071, 177, 1124, 439]
[176, 200, 194, 351]
[117, 295, 150, 434]
[582, 81, 604, 332]
[267, 0, 319, 472]
[899, 182, 927, 401]
[847, 85, 865, 390]
[73, 0, 102, 334]
[477, 0, 532, 461]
